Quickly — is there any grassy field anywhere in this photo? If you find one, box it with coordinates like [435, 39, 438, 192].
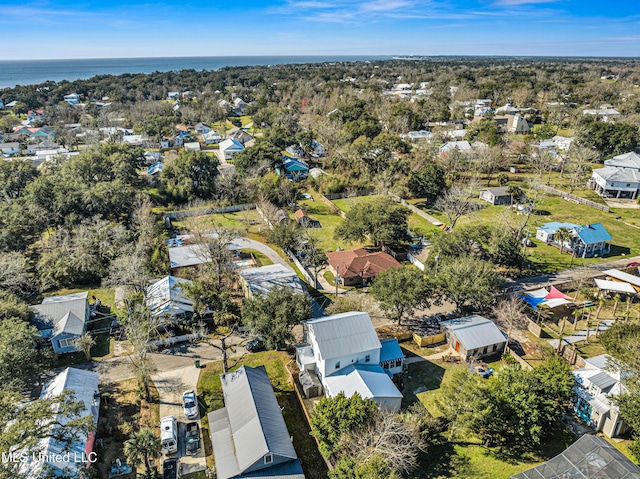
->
[196, 351, 328, 479]
[296, 191, 364, 253]
[332, 195, 444, 239]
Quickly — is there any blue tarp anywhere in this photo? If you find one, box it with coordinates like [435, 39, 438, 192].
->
[517, 294, 545, 309]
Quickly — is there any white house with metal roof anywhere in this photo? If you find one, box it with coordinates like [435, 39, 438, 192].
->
[208, 366, 305, 479]
[146, 276, 194, 319]
[591, 152, 640, 199]
[20, 367, 100, 479]
[572, 354, 629, 438]
[219, 138, 245, 160]
[32, 292, 90, 354]
[441, 315, 506, 361]
[297, 312, 404, 412]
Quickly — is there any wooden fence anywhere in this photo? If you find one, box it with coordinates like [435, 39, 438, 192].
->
[527, 319, 544, 338]
[538, 185, 610, 212]
[505, 346, 534, 370]
[413, 332, 446, 347]
[387, 193, 443, 225]
[318, 194, 347, 218]
[285, 361, 334, 472]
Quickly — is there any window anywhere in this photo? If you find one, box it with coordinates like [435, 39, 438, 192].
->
[264, 454, 273, 465]
[395, 359, 402, 368]
[492, 344, 498, 352]
[335, 361, 340, 369]
[58, 338, 74, 349]
[365, 355, 370, 363]
[482, 347, 488, 355]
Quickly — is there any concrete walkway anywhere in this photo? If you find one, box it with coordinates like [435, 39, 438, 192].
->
[548, 319, 614, 349]
[315, 266, 348, 294]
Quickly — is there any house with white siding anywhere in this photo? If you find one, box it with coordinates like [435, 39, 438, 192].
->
[296, 312, 404, 411]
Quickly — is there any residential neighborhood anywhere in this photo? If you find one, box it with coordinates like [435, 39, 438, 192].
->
[3, 57, 640, 479]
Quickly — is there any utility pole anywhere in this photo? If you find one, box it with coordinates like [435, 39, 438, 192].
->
[335, 266, 340, 300]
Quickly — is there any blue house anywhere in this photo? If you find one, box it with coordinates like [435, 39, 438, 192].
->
[536, 222, 612, 258]
[276, 156, 309, 180]
[32, 292, 90, 354]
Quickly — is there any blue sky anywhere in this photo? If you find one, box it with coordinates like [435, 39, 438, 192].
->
[1, 0, 639, 59]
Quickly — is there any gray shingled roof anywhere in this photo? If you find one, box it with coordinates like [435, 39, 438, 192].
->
[305, 312, 381, 361]
[210, 366, 300, 479]
[32, 292, 89, 336]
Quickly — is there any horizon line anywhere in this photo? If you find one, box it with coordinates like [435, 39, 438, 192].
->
[2, 53, 640, 62]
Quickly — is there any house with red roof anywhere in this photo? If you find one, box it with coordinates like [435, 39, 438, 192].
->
[326, 248, 401, 286]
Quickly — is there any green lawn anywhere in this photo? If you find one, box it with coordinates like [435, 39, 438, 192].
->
[196, 351, 328, 479]
[297, 191, 365, 253]
[239, 248, 273, 267]
[42, 286, 115, 309]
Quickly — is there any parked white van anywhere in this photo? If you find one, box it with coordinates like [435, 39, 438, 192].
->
[161, 416, 178, 454]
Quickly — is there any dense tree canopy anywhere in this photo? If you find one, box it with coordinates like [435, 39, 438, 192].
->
[334, 197, 410, 246]
[241, 286, 311, 350]
[160, 149, 220, 201]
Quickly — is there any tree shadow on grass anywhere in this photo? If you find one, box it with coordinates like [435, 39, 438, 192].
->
[411, 441, 470, 479]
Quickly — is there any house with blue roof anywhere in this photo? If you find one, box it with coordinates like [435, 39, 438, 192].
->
[536, 222, 612, 258]
[276, 156, 309, 181]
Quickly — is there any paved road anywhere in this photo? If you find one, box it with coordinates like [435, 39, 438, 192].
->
[230, 237, 289, 268]
[508, 255, 640, 291]
[91, 336, 249, 384]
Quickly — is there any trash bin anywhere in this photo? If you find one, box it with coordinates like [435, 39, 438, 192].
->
[194, 360, 200, 369]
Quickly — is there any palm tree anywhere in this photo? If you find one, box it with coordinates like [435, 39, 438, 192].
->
[612, 293, 621, 318]
[585, 319, 593, 344]
[595, 296, 606, 321]
[123, 428, 161, 477]
[572, 308, 582, 331]
[506, 185, 523, 206]
[555, 227, 573, 255]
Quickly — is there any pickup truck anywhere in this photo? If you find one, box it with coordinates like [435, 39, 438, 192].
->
[185, 422, 201, 456]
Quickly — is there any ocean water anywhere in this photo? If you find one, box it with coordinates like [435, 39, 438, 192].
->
[0, 55, 389, 89]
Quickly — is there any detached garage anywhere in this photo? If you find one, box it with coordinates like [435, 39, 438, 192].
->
[441, 315, 506, 361]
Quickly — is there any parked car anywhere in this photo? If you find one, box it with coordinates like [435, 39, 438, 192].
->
[163, 459, 178, 479]
[185, 422, 201, 456]
[182, 390, 199, 420]
[245, 337, 266, 352]
[626, 262, 640, 268]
